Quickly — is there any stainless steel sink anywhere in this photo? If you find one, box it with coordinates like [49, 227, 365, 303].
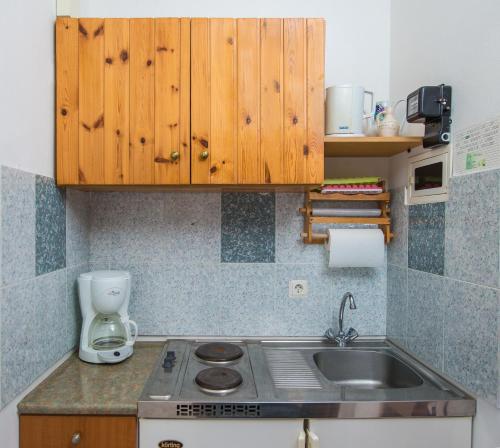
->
[313, 349, 424, 389]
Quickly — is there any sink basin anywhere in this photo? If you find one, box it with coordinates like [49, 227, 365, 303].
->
[313, 350, 424, 389]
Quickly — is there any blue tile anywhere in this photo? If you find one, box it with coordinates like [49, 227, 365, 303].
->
[407, 269, 445, 370]
[66, 189, 90, 267]
[387, 264, 408, 347]
[1, 166, 35, 286]
[221, 193, 275, 263]
[1, 270, 68, 407]
[164, 193, 220, 263]
[387, 187, 408, 268]
[443, 278, 498, 405]
[35, 175, 66, 275]
[445, 170, 499, 288]
[408, 202, 445, 275]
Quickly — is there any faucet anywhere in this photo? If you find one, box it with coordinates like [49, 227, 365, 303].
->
[325, 292, 358, 346]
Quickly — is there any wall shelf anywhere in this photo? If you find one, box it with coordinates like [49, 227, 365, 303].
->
[300, 191, 393, 244]
[324, 136, 423, 158]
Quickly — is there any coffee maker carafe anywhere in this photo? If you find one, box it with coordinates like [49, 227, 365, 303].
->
[78, 271, 137, 364]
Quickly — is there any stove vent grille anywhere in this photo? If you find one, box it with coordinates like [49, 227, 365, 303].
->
[176, 404, 261, 417]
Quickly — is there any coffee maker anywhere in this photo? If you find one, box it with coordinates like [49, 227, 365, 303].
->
[78, 270, 138, 364]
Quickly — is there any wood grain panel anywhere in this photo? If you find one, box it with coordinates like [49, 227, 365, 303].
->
[78, 18, 105, 184]
[179, 18, 191, 184]
[155, 18, 181, 184]
[305, 19, 325, 184]
[283, 18, 306, 184]
[260, 18, 284, 184]
[104, 19, 129, 184]
[130, 19, 155, 184]
[190, 18, 211, 184]
[210, 19, 237, 184]
[56, 17, 79, 185]
[237, 19, 260, 184]
[20, 415, 136, 448]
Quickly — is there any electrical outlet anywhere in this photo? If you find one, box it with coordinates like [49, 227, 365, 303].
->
[289, 280, 308, 298]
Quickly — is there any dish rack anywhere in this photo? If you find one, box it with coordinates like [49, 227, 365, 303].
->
[299, 191, 393, 244]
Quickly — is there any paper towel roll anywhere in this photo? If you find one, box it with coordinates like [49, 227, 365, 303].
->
[327, 228, 384, 268]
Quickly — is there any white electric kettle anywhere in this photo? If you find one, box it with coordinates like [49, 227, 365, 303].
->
[326, 85, 374, 135]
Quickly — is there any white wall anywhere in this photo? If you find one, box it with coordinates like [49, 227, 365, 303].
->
[0, 0, 56, 178]
[79, 0, 392, 105]
[390, 1, 500, 446]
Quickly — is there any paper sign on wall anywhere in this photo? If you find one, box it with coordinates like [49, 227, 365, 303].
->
[452, 117, 500, 176]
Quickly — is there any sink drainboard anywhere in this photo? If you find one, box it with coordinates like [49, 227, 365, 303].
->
[265, 350, 322, 389]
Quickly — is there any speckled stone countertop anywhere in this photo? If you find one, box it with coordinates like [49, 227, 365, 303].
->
[18, 342, 163, 415]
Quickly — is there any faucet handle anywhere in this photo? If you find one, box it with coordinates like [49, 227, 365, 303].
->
[345, 327, 358, 342]
[324, 327, 336, 342]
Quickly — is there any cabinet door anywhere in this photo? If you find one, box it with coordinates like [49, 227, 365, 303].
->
[308, 418, 472, 448]
[191, 18, 324, 185]
[56, 18, 190, 186]
[140, 418, 305, 448]
[20, 415, 137, 448]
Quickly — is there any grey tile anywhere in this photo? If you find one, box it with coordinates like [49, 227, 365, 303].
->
[218, 264, 276, 335]
[275, 193, 332, 265]
[1, 270, 67, 407]
[387, 264, 408, 347]
[221, 193, 275, 263]
[497, 296, 500, 408]
[162, 263, 220, 336]
[36, 175, 66, 275]
[408, 202, 445, 275]
[90, 192, 166, 264]
[66, 189, 90, 267]
[407, 269, 445, 370]
[443, 278, 498, 404]
[164, 193, 220, 263]
[112, 263, 220, 337]
[274, 264, 334, 336]
[66, 263, 89, 348]
[331, 266, 387, 336]
[445, 170, 499, 288]
[1, 166, 35, 286]
[387, 187, 408, 268]
[115, 263, 169, 336]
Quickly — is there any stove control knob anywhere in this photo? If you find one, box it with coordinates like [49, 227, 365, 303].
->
[163, 351, 176, 371]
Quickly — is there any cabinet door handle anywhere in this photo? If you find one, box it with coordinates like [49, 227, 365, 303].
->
[71, 432, 81, 445]
[170, 151, 180, 161]
[306, 429, 319, 448]
[199, 150, 209, 161]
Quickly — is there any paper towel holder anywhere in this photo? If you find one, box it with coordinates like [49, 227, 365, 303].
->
[299, 191, 393, 244]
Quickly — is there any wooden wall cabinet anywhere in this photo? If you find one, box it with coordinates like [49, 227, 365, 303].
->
[20, 415, 136, 448]
[56, 17, 324, 187]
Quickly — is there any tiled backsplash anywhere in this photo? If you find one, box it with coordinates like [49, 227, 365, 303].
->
[89, 191, 387, 337]
[0, 166, 89, 408]
[0, 167, 387, 410]
[387, 169, 500, 408]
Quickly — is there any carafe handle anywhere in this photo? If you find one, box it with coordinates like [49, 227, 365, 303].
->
[126, 319, 138, 345]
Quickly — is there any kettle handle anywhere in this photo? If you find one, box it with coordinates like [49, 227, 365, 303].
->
[126, 319, 138, 345]
[364, 90, 374, 118]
